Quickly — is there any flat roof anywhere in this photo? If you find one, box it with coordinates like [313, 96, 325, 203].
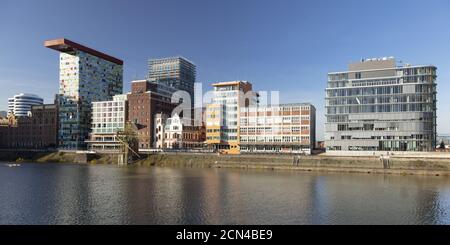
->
[44, 38, 123, 65]
[131, 79, 148, 83]
[149, 56, 196, 66]
[212, 80, 250, 87]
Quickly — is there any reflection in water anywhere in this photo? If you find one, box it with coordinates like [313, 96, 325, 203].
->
[1, 162, 450, 225]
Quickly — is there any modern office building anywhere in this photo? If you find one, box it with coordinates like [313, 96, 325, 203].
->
[205, 81, 258, 154]
[0, 103, 58, 149]
[325, 57, 437, 152]
[154, 113, 205, 149]
[45, 38, 123, 150]
[240, 103, 316, 154]
[148, 57, 196, 107]
[86, 94, 128, 152]
[127, 80, 178, 150]
[7, 93, 43, 117]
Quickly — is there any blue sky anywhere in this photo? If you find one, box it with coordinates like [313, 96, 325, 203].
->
[1, 0, 450, 140]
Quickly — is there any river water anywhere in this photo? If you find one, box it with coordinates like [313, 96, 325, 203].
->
[1, 162, 450, 225]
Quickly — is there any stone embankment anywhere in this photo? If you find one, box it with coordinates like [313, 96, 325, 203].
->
[2, 150, 450, 176]
[135, 153, 450, 176]
[0, 150, 115, 164]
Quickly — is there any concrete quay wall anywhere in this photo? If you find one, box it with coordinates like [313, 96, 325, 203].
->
[2, 150, 450, 176]
[136, 153, 450, 176]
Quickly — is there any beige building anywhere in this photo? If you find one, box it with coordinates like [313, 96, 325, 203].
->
[240, 103, 316, 154]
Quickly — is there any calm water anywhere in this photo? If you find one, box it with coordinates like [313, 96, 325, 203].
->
[1, 162, 450, 225]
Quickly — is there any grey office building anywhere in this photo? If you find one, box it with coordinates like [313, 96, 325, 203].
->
[148, 57, 196, 107]
[325, 57, 437, 152]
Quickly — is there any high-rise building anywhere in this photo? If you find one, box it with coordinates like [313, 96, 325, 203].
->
[45, 38, 123, 150]
[205, 81, 258, 154]
[240, 103, 316, 154]
[325, 57, 437, 152]
[148, 57, 196, 106]
[7, 93, 43, 117]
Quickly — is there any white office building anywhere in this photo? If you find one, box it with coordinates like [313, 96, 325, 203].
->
[86, 94, 128, 152]
[7, 93, 43, 117]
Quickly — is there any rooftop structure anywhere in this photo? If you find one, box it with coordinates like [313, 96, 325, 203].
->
[44, 38, 123, 65]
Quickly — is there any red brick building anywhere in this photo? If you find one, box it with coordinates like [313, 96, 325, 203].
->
[127, 80, 177, 149]
[0, 104, 58, 149]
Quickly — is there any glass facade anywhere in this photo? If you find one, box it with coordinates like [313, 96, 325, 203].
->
[148, 57, 196, 107]
[325, 58, 437, 152]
